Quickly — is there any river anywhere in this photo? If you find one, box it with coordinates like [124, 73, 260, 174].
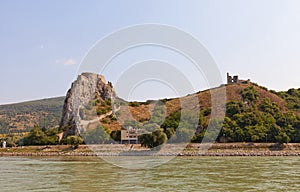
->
[0, 156, 299, 191]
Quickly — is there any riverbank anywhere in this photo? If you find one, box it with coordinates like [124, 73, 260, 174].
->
[1, 143, 300, 156]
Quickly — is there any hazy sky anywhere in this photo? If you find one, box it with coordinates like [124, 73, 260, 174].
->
[1, 0, 300, 104]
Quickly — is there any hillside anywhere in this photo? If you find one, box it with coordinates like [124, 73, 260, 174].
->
[0, 97, 65, 134]
[2, 75, 300, 146]
[81, 81, 300, 145]
[98, 82, 288, 130]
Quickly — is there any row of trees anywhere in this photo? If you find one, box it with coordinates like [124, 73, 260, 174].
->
[1, 126, 84, 148]
[22, 126, 59, 145]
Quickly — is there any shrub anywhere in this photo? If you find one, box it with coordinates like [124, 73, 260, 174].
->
[110, 130, 121, 142]
[241, 86, 259, 103]
[138, 129, 167, 149]
[129, 101, 140, 107]
[82, 125, 111, 144]
[23, 126, 48, 145]
[65, 136, 84, 148]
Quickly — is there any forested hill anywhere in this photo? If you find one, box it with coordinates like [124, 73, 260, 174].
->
[2, 81, 300, 145]
[0, 97, 65, 134]
[92, 82, 300, 145]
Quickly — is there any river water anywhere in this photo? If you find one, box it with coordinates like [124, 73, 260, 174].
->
[0, 156, 299, 192]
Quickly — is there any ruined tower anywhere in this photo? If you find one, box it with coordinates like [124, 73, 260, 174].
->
[227, 73, 239, 84]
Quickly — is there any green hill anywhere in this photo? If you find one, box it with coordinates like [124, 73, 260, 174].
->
[2, 81, 300, 145]
[0, 97, 65, 134]
[88, 82, 300, 144]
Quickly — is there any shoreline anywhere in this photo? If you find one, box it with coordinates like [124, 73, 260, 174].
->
[1, 143, 300, 157]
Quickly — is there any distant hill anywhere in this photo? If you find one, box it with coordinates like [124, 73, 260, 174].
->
[0, 97, 65, 134]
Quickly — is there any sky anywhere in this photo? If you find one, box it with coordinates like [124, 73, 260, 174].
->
[1, 0, 300, 104]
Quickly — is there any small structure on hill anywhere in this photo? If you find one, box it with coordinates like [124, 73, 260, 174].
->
[227, 73, 239, 84]
[227, 73, 250, 84]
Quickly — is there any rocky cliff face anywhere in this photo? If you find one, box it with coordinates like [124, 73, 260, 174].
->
[59, 72, 115, 136]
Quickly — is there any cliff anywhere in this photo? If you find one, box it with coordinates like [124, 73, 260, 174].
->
[59, 72, 115, 136]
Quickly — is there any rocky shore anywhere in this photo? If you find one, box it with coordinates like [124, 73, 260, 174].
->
[1, 143, 300, 157]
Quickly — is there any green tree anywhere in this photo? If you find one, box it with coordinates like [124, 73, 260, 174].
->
[148, 105, 165, 125]
[191, 131, 205, 143]
[138, 128, 167, 149]
[45, 127, 59, 145]
[226, 101, 244, 117]
[82, 125, 111, 144]
[221, 117, 238, 142]
[161, 111, 181, 130]
[110, 130, 121, 142]
[175, 126, 195, 143]
[241, 86, 259, 104]
[65, 136, 84, 148]
[260, 99, 280, 116]
[23, 126, 48, 145]
[143, 123, 160, 132]
[165, 127, 175, 140]
[275, 132, 291, 144]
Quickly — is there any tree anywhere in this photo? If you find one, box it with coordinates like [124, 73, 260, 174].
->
[226, 101, 244, 117]
[110, 130, 121, 142]
[23, 126, 48, 145]
[260, 99, 280, 116]
[45, 127, 59, 145]
[123, 119, 142, 129]
[203, 119, 222, 142]
[82, 125, 111, 144]
[161, 111, 181, 130]
[275, 132, 291, 144]
[191, 131, 205, 143]
[138, 128, 167, 149]
[175, 126, 195, 143]
[143, 123, 160, 132]
[65, 136, 84, 148]
[241, 86, 259, 104]
[165, 127, 175, 140]
[148, 105, 165, 125]
[220, 117, 237, 142]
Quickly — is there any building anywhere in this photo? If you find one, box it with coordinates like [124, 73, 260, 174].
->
[227, 73, 239, 84]
[227, 73, 250, 84]
[120, 126, 146, 144]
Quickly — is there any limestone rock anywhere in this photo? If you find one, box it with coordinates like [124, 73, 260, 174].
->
[59, 72, 115, 136]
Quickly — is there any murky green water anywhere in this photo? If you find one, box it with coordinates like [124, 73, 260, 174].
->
[0, 156, 299, 191]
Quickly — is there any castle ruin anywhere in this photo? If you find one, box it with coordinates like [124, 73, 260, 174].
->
[227, 73, 239, 84]
[227, 73, 249, 84]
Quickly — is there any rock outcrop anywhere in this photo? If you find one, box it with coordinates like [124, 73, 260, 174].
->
[59, 72, 115, 137]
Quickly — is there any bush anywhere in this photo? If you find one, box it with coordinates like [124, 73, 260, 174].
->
[23, 126, 59, 146]
[3, 134, 21, 147]
[110, 130, 121, 142]
[139, 129, 167, 149]
[65, 136, 84, 148]
[129, 101, 140, 107]
[226, 101, 243, 117]
[241, 86, 259, 103]
[275, 132, 291, 144]
[23, 126, 48, 145]
[82, 125, 111, 144]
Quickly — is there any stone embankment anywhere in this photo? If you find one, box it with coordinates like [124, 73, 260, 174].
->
[2, 143, 300, 157]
